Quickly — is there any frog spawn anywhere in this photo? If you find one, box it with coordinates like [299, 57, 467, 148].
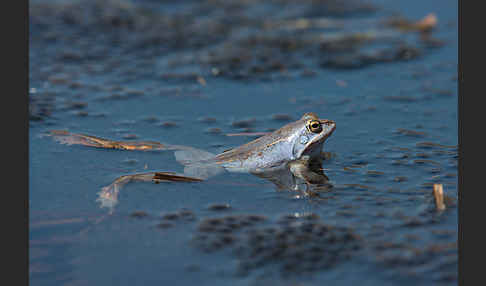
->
[192, 214, 361, 276]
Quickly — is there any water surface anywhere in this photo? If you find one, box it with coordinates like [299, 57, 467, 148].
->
[29, 0, 458, 285]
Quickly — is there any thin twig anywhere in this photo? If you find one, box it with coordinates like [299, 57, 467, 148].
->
[226, 132, 269, 137]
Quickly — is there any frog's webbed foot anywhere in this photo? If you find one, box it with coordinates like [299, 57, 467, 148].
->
[47, 130, 178, 151]
[97, 184, 120, 213]
[97, 172, 203, 212]
[174, 148, 224, 179]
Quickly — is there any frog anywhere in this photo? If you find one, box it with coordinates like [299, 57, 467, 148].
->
[48, 112, 336, 210]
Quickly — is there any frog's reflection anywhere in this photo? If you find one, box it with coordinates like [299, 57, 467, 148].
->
[97, 155, 332, 212]
[252, 156, 330, 192]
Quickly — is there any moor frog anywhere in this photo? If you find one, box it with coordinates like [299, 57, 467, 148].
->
[48, 112, 336, 210]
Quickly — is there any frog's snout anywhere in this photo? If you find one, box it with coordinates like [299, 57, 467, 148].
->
[320, 119, 335, 125]
[319, 119, 336, 138]
[320, 119, 336, 129]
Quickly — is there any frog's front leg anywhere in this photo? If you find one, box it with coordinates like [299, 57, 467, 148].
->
[47, 130, 180, 151]
[97, 171, 203, 212]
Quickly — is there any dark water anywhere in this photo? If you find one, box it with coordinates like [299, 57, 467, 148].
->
[29, 0, 457, 285]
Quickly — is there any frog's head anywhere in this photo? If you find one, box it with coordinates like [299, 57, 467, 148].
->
[290, 112, 336, 160]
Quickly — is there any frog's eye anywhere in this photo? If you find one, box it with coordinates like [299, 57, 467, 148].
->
[308, 120, 322, 133]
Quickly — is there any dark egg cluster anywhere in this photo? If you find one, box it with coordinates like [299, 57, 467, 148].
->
[192, 213, 361, 276]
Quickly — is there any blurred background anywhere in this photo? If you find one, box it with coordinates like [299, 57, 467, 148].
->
[29, 0, 457, 285]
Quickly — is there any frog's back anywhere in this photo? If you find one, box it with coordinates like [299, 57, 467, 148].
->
[213, 120, 302, 171]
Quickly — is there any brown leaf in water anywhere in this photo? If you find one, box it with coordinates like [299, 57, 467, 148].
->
[386, 13, 438, 33]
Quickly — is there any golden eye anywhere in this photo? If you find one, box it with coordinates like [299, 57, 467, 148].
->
[308, 120, 322, 133]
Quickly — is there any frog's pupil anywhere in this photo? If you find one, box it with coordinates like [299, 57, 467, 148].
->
[312, 123, 319, 129]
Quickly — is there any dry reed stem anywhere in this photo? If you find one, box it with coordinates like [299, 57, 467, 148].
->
[433, 183, 446, 211]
